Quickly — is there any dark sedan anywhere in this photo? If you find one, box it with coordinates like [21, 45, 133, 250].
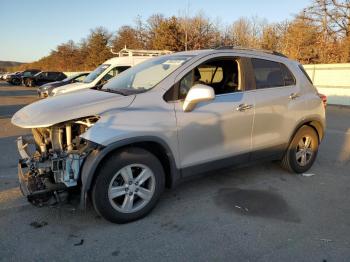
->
[6, 71, 23, 85]
[26, 71, 67, 87]
[38, 72, 89, 98]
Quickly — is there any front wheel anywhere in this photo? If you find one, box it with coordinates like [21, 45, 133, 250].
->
[92, 148, 165, 223]
[27, 79, 33, 87]
[281, 125, 319, 173]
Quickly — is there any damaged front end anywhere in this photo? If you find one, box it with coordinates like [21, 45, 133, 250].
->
[17, 116, 100, 206]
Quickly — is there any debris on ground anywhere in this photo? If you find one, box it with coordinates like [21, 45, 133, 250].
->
[74, 239, 84, 246]
[302, 173, 316, 177]
[234, 205, 249, 212]
[319, 238, 333, 243]
[29, 221, 48, 228]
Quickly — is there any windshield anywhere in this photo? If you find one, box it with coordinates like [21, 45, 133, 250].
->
[103, 55, 193, 92]
[83, 64, 110, 83]
[63, 73, 83, 82]
[23, 72, 32, 77]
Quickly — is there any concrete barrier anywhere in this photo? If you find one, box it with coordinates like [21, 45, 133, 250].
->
[304, 64, 350, 106]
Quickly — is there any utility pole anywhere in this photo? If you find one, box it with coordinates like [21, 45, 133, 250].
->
[184, 0, 190, 51]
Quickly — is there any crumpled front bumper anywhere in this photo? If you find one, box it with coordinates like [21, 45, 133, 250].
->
[17, 158, 64, 205]
[18, 160, 31, 197]
[16, 136, 66, 206]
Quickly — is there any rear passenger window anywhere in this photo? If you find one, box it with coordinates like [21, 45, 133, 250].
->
[280, 63, 295, 86]
[251, 58, 296, 89]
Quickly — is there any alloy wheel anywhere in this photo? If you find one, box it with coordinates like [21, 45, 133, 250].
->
[108, 164, 155, 213]
[296, 136, 314, 167]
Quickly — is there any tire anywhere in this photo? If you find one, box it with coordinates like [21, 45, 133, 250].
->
[13, 79, 20, 85]
[281, 125, 319, 173]
[27, 79, 33, 87]
[92, 147, 165, 223]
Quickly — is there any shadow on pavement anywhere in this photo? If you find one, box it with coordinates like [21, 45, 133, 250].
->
[0, 89, 37, 97]
[0, 104, 28, 118]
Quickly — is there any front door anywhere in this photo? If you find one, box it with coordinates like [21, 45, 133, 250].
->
[173, 57, 255, 176]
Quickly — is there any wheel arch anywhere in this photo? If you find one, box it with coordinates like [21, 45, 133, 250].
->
[289, 118, 325, 147]
[79, 136, 180, 208]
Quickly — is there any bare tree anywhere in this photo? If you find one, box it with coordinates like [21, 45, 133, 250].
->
[303, 0, 350, 37]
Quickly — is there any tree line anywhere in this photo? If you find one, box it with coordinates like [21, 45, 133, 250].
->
[11, 0, 350, 72]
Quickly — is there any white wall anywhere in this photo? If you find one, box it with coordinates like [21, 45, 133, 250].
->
[304, 64, 350, 106]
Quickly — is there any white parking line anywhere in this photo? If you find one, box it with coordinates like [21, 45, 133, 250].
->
[326, 128, 350, 135]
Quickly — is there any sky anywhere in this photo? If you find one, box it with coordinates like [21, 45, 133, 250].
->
[0, 0, 310, 62]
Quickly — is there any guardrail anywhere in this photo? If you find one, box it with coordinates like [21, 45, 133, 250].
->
[304, 63, 350, 106]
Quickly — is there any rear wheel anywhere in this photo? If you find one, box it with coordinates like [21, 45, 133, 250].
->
[281, 125, 319, 173]
[27, 79, 33, 87]
[92, 148, 165, 223]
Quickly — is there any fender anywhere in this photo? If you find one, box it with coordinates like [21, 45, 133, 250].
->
[288, 117, 325, 147]
[79, 136, 180, 208]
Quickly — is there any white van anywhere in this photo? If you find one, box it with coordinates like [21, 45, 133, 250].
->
[51, 49, 172, 96]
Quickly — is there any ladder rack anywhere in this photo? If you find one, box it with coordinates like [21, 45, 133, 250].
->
[111, 47, 173, 57]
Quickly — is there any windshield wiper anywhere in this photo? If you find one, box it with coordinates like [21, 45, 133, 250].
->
[102, 88, 127, 96]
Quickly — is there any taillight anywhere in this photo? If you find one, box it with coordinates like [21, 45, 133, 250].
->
[318, 93, 327, 108]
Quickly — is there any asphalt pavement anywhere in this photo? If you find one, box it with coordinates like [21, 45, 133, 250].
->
[0, 82, 350, 262]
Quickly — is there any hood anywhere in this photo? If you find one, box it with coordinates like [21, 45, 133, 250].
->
[40, 80, 65, 90]
[54, 82, 85, 92]
[12, 89, 135, 128]
[41, 81, 60, 87]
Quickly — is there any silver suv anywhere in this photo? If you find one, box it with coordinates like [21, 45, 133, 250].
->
[12, 48, 326, 223]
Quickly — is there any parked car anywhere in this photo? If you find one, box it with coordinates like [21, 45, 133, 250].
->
[7, 69, 40, 86]
[1, 72, 11, 80]
[50, 48, 172, 96]
[25, 71, 67, 87]
[20, 69, 41, 86]
[12, 47, 326, 223]
[38, 72, 89, 98]
[6, 71, 23, 85]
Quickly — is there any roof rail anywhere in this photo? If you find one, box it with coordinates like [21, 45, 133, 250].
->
[111, 47, 173, 57]
[215, 46, 288, 58]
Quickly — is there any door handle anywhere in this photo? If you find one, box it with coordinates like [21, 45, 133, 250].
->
[289, 93, 300, 100]
[236, 103, 253, 112]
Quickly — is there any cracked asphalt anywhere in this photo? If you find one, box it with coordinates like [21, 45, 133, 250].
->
[0, 82, 350, 262]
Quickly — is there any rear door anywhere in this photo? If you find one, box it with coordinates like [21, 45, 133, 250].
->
[249, 58, 300, 160]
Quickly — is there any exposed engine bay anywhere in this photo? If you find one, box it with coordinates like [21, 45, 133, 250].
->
[17, 116, 99, 206]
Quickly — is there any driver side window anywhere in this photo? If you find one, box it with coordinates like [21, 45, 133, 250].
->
[178, 58, 241, 100]
[102, 66, 130, 82]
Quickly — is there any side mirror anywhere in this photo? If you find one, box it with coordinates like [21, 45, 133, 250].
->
[183, 84, 215, 112]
